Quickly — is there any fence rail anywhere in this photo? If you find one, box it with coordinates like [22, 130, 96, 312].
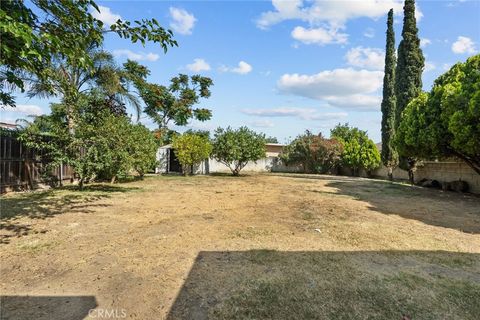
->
[0, 134, 74, 192]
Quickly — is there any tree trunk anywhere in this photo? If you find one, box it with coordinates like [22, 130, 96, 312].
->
[79, 177, 84, 190]
[451, 151, 480, 175]
[387, 166, 393, 181]
[408, 169, 414, 185]
[110, 175, 116, 184]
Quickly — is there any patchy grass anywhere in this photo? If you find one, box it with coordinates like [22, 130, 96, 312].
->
[1, 173, 479, 319]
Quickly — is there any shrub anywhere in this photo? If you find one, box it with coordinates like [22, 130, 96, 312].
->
[212, 126, 266, 176]
[331, 124, 381, 176]
[281, 131, 343, 173]
[172, 133, 212, 175]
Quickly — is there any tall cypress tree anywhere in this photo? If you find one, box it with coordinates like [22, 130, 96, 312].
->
[381, 9, 398, 180]
[395, 0, 425, 183]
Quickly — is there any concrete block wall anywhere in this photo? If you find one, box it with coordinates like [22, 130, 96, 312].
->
[415, 161, 480, 194]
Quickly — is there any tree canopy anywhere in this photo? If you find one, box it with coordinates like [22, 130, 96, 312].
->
[396, 55, 480, 174]
[331, 124, 381, 176]
[172, 133, 212, 175]
[19, 92, 157, 188]
[0, 0, 177, 107]
[281, 131, 342, 174]
[124, 63, 214, 129]
[211, 127, 266, 176]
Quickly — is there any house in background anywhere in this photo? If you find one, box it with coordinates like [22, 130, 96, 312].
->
[156, 143, 295, 174]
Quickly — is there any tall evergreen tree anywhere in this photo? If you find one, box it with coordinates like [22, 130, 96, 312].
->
[395, 0, 425, 125]
[381, 9, 398, 180]
[394, 0, 425, 183]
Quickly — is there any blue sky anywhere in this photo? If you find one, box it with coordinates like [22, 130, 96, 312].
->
[2, 0, 479, 143]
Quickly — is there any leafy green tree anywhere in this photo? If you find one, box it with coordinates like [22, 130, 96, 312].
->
[172, 133, 212, 175]
[212, 126, 266, 176]
[27, 48, 141, 131]
[19, 93, 157, 188]
[124, 63, 214, 129]
[381, 9, 398, 180]
[0, 0, 177, 107]
[394, 0, 424, 183]
[281, 131, 343, 174]
[396, 55, 480, 175]
[331, 124, 381, 176]
[265, 136, 279, 143]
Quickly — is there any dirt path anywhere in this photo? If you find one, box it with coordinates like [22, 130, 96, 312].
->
[1, 174, 479, 319]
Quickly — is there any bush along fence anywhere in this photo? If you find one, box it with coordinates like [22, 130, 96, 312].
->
[0, 132, 73, 193]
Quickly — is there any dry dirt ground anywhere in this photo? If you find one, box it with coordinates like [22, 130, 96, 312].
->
[1, 173, 479, 320]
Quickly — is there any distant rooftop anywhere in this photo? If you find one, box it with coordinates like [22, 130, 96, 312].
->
[0, 122, 19, 130]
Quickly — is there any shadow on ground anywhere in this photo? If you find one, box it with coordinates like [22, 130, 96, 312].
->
[167, 250, 480, 320]
[274, 173, 480, 234]
[0, 295, 97, 320]
[0, 184, 138, 244]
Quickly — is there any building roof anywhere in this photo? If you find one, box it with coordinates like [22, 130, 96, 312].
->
[0, 122, 19, 130]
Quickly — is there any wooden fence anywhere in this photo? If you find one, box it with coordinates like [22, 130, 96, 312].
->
[0, 134, 74, 193]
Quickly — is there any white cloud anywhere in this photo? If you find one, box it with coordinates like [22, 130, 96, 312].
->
[420, 38, 432, 48]
[242, 107, 348, 121]
[442, 63, 453, 71]
[256, 0, 420, 29]
[113, 49, 159, 62]
[291, 26, 348, 45]
[345, 47, 384, 70]
[257, 1, 422, 48]
[91, 5, 122, 26]
[424, 61, 436, 72]
[2, 104, 43, 116]
[324, 95, 382, 111]
[363, 27, 375, 38]
[186, 58, 211, 72]
[219, 61, 253, 75]
[249, 120, 275, 128]
[451, 36, 476, 54]
[277, 68, 383, 111]
[169, 7, 196, 35]
[278, 68, 383, 98]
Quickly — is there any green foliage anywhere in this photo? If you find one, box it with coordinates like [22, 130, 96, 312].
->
[19, 93, 157, 188]
[265, 136, 279, 144]
[331, 124, 381, 176]
[183, 129, 211, 140]
[212, 127, 266, 176]
[281, 131, 343, 174]
[381, 9, 399, 177]
[0, 0, 176, 107]
[124, 63, 214, 129]
[172, 133, 213, 175]
[395, 0, 425, 129]
[396, 55, 480, 174]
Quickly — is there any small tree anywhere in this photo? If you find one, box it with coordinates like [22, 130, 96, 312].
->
[212, 127, 266, 176]
[281, 131, 343, 173]
[331, 124, 381, 176]
[172, 133, 212, 175]
[129, 125, 158, 177]
[124, 64, 214, 130]
[19, 93, 158, 188]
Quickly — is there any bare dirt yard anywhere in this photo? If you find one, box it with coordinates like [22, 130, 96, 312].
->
[1, 173, 479, 320]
